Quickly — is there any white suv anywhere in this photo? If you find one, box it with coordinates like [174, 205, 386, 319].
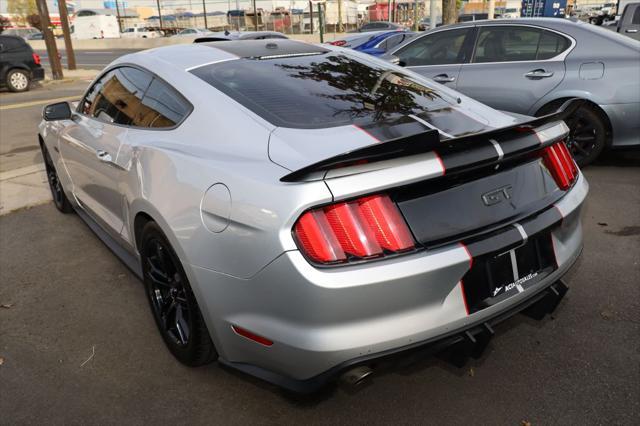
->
[121, 27, 163, 38]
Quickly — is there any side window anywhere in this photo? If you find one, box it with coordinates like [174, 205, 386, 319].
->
[473, 27, 541, 63]
[632, 5, 640, 24]
[385, 33, 409, 50]
[0, 36, 25, 52]
[536, 31, 570, 60]
[138, 78, 191, 128]
[80, 67, 152, 126]
[395, 29, 471, 66]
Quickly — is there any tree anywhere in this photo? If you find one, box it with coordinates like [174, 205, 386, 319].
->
[7, 0, 38, 25]
[0, 16, 12, 33]
[442, 0, 457, 24]
[26, 13, 42, 30]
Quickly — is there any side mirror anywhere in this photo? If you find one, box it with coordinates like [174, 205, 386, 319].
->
[43, 102, 72, 121]
[388, 55, 406, 67]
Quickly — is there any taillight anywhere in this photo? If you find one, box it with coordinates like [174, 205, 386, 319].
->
[328, 40, 347, 46]
[32, 53, 40, 65]
[293, 194, 415, 264]
[542, 142, 578, 190]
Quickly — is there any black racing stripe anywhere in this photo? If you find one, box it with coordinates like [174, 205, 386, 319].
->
[437, 142, 498, 172]
[463, 227, 523, 259]
[199, 39, 329, 59]
[463, 204, 563, 260]
[499, 132, 541, 156]
[357, 118, 430, 143]
[520, 206, 564, 237]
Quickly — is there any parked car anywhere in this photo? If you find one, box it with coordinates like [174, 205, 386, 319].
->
[383, 18, 640, 165]
[327, 30, 416, 56]
[418, 16, 443, 31]
[193, 30, 288, 42]
[2, 27, 40, 40]
[26, 31, 44, 40]
[499, 8, 521, 19]
[617, 2, 640, 40]
[39, 39, 587, 392]
[458, 13, 501, 22]
[174, 28, 212, 37]
[353, 21, 406, 32]
[0, 35, 45, 92]
[121, 27, 163, 38]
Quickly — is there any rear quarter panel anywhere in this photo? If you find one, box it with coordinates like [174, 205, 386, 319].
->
[531, 22, 640, 113]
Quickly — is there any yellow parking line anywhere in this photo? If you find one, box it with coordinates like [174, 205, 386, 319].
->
[0, 96, 79, 111]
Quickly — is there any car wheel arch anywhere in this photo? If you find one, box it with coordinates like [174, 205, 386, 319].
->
[130, 204, 187, 262]
[534, 97, 613, 146]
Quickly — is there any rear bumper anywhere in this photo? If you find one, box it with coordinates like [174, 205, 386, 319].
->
[601, 103, 640, 147]
[31, 67, 45, 82]
[189, 173, 588, 392]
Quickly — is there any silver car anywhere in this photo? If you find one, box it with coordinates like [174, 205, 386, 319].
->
[39, 40, 588, 392]
[384, 18, 640, 166]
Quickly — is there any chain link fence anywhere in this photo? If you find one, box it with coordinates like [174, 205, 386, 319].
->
[129, 0, 440, 35]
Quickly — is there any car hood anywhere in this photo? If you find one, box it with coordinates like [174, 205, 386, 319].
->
[268, 95, 527, 172]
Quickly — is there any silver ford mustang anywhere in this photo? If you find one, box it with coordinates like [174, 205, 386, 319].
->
[38, 40, 588, 392]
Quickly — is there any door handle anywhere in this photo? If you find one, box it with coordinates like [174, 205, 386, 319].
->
[433, 74, 456, 83]
[626, 29, 639, 33]
[96, 150, 113, 163]
[524, 69, 555, 79]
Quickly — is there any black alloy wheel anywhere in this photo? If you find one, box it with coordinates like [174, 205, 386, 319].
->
[41, 145, 74, 213]
[141, 222, 217, 366]
[563, 106, 607, 167]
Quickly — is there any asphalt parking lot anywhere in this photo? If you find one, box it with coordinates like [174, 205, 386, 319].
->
[1, 77, 639, 425]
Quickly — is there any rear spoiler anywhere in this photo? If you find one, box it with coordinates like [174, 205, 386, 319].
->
[280, 98, 583, 182]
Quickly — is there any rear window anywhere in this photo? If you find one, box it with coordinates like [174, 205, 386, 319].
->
[0, 36, 28, 52]
[191, 53, 465, 129]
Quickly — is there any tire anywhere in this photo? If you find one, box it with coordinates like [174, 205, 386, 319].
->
[6, 69, 30, 92]
[564, 105, 608, 167]
[41, 144, 74, 213]
[140, 221, 218, 366]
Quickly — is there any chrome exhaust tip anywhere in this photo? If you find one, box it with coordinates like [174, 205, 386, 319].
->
[339, 366, 373, 387]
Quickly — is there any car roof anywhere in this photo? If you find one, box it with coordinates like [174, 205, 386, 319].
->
[198, 39, 327, 58]
[115, 39, 327, 73]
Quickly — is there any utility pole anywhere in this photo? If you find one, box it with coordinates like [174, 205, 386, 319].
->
[309, 0, 314, 34]
[58, 0, 76, 70]
[156, 0, 164, 30]
[115, 0, 123, 32]
[387, 0, 391, 22]
[429, 0, 436, 28]
[413, 0, 419, 30]
[253, 0, 258, 30]
[203, 0, 208, 28]
[337, 0, 343, 32]
[35, 0, 63, 79]
[317, 2, 324, 42]
[488, 0, 496, 18]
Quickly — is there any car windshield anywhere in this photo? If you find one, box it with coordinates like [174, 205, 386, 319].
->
[191, 52, 485, 131]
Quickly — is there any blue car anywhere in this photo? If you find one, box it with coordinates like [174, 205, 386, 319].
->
[328, 30, 417, 56]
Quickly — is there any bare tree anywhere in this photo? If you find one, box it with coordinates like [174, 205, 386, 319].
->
[442, 0, 457, 24]
[7, 0, 38, 26]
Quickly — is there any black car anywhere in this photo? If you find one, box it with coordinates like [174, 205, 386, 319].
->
[0, 35, 45, 92]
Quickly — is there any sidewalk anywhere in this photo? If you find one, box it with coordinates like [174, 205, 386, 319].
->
[43, 68, 99, 83]
[0, 164, 51, 215]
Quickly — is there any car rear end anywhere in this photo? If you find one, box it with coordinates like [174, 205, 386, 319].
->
[188, 42, 587, 391]
[0, 35, 44, 88]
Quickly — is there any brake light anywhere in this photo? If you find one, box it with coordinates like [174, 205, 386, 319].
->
[32, 53, 40, 65]
[328, 40, 346, 46]
[542, 142, 578, 190]
[293, 194, 415, 264]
